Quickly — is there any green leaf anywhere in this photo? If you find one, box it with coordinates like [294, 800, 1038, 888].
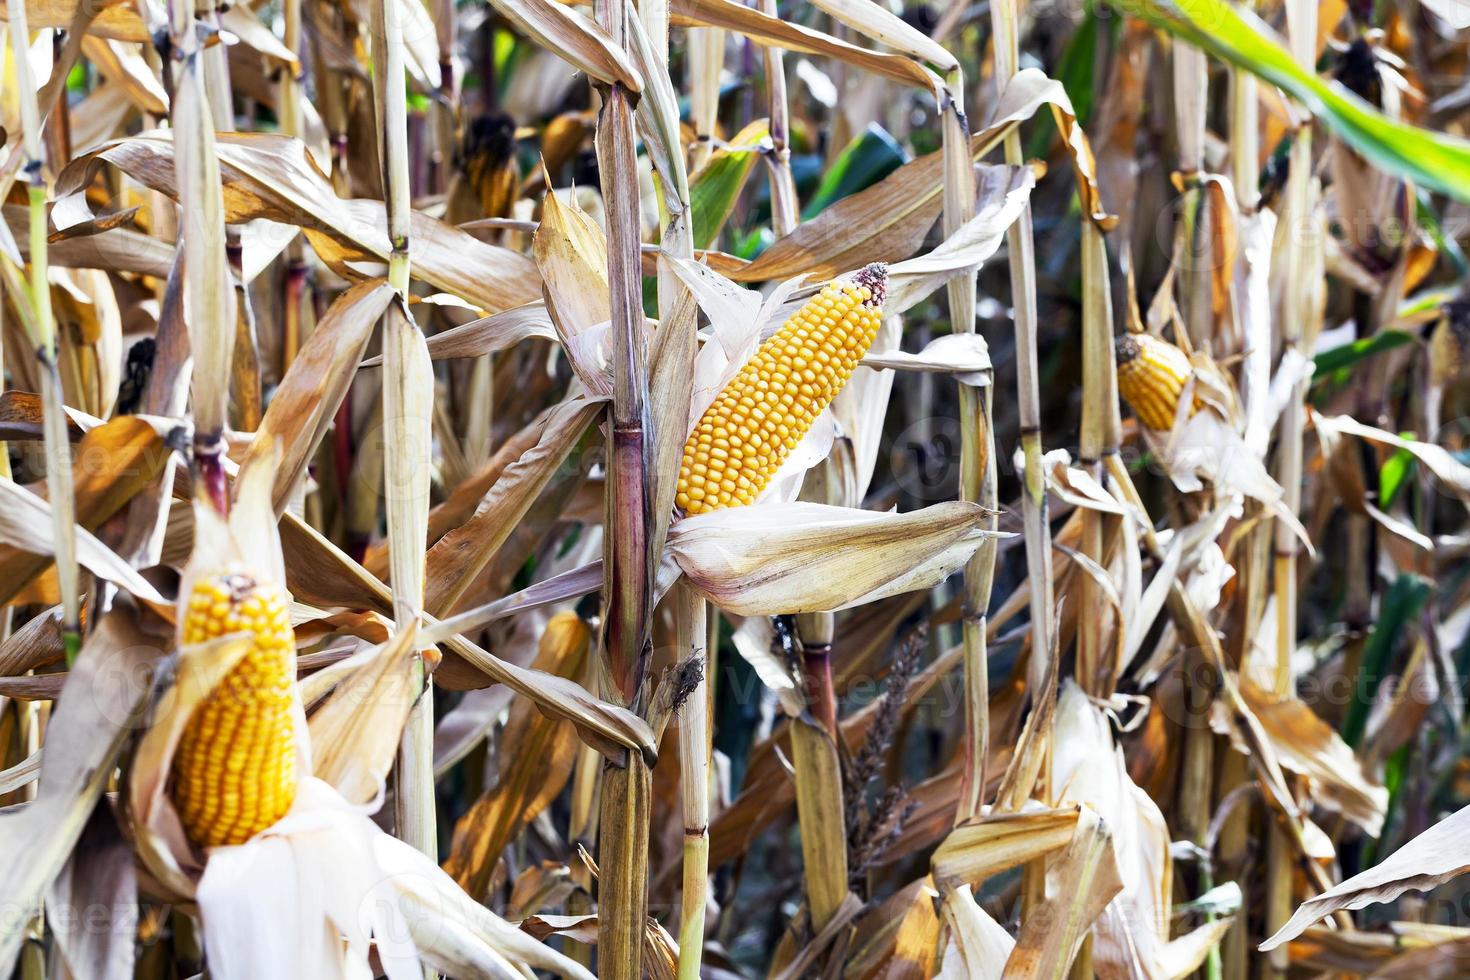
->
[733, 226, 774, 261]
[801, 124, 907, 219]
[1341, 573, 1430, 748]
[1108, 0, 1470, 200]
[689, 120, 769, 249]
[1378, 444, 1416, 509]
[1313, 329, 1415, 376]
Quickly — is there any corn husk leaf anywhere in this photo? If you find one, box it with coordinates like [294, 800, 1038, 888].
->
[534, 190, 619, 396]
[444, 612, 590, 897]
[931, 806, 1082, 888]
[670, 0, 937, 89]
[1053, 682, 1234, 978]
[731, 616, 803, 715]
[669, 500, 1003, 616]
[370, 302, 558, 365]
[425, 397, 602, 615]
[46, 804, 135, 980]
[307, 626, 425, 805]
[0, 0, 145, 40]
[242, 279, 396, 512]
[1003, 805, 1123, 978]
[79, 35, 166, 114]
[128, 630, 262, 898]
[0, 605, 166, 975]
[1314, 411, 1470, 503]
[861, 333, 993, 386]
[805, 0, 956, 71]
[726, 70, 1069, 282]
[883, 162, 1036, 313]
[1235, 677, 1388, 835]
[192, 777, 596, 980]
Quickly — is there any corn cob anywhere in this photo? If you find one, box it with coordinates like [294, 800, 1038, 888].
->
[171, 568, 296, 847]
[1115, 333, 1197, 431]
[676, 264, 888, 515]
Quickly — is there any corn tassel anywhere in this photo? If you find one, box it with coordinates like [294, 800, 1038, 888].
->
[676, 264, 887, 514]
[172, 569, 297, 847]
[1115, 332, 1197, 431]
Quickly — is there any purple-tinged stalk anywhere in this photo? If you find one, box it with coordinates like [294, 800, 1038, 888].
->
[593, 0, 655, 974]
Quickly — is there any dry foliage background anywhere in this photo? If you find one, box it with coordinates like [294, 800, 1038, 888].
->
[4, 0, 1470, 975]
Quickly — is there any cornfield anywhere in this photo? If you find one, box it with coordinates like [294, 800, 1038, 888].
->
[5, 0, 1470, 973]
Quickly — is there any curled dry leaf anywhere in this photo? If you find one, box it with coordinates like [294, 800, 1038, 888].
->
[53, 132, 540, 313]
[0, 604, 168, 975]
[487, 0, 642, 91]
[1262, 804, 1470, 951]
[931, 806, 1082, 889]
[1053, 682, 1236, 978]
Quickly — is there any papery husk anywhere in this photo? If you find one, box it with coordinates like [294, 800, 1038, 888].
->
[932, 805, 1081, 889]
[1003, 805, 1121, 978]
[669, 500, 1002, 616]
[307, 626, 427, 805]
[1052, 682, 1234, 979]
[193, 777, 597, 980]
[936, 884, 1014, 979]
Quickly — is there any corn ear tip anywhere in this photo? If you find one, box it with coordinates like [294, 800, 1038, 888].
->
[1115, 333, 1143, 365]
[853, 263, 887, 308]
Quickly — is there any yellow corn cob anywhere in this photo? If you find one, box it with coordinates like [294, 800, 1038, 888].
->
[676, 264, 888, 515]
[171, 568, 296, 847]
[1115, 333, 1197, 431]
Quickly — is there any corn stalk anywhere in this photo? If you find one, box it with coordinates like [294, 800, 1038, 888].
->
[1076, 217, 1118, 698]
[372, 0, 437, 897]
[1222, 59, 1263, 980]
[1267, 0, 1317, 967]
[940, 66, 998, 824]
[989, 0, 1054, 735]
[675, 587, 709, 980]
[7, 0, 79, 663]
[1172, 38, 1216, 870]
[595, 0, 654, 972]
[761, 0, 799, 234]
